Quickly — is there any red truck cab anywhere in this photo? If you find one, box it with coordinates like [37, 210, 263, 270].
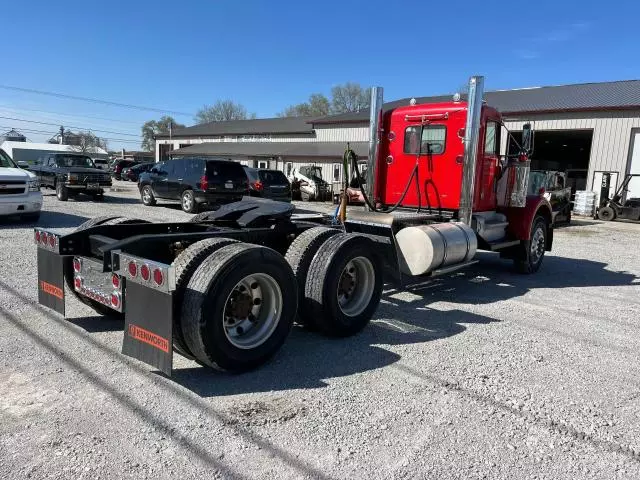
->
[375, 101, 504, 214]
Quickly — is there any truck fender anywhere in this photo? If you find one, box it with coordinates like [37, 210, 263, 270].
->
[500, 196, 554, 250]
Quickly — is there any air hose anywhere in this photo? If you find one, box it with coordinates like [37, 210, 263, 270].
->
[343, 137, 423, 215]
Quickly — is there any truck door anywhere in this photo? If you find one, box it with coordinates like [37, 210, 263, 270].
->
[474, 119, 500, 212]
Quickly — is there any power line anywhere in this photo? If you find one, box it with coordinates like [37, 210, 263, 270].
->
[0, 84, 192, 117]
[0, 115, 139, 137]
[0, 103, 143, 126]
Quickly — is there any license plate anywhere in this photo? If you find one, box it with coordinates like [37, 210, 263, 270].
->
[87, 183, 100, 190]
[225, 182, 233, 189]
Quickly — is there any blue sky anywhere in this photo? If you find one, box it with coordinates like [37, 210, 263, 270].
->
[1, 0, 638, 149]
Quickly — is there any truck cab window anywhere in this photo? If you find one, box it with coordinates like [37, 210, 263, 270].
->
[404, 125, 446, 155]
[484, 121, 498, 155]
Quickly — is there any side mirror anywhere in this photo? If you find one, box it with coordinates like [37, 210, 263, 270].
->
[522, 123, 533, 155]
[17, 161, 29, 169]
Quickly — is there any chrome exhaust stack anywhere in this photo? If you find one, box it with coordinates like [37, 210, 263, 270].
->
[365, 87, 384, 210]
[458, 76, 484, 225]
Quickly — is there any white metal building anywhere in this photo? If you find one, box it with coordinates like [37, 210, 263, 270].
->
[157, 80, 640, 199]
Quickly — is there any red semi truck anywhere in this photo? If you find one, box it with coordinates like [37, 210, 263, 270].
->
[34, 76, 552, 375]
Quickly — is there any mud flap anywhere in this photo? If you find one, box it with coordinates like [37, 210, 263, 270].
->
[122, 282, 173, 376]
[37, 248, 66, 316]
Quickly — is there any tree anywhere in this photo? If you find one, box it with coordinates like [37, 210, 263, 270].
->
[141, 116, 186, 151]
[67, 131, 108, 154]
[330, 82, 371, 114]
[278, 93, 330, 118]
[194, 100, 255, 124]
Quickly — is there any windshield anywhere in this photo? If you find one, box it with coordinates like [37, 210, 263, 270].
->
[0, 150, 17, 168]
[56, 155, 96, 168]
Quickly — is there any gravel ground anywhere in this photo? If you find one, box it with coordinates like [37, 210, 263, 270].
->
[1, 182, 640, 479]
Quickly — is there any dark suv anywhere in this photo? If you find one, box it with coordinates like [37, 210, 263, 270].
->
[244, 167, 292, 202]
[138, 157, 248, 213]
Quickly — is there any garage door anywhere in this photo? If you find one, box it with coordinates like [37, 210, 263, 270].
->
[628, 130, 640, 200]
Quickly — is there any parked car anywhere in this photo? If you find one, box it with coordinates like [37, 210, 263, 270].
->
[138, 157, 249, 213]
[110, 159, 139, 180]
[243, 166, 292, 202]
[29, 153, 112, 201]
[0, 149, 42, 221]
[124, 162, 154, 182]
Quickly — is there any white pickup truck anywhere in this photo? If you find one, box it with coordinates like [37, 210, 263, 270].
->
[0, 149, 42, 221]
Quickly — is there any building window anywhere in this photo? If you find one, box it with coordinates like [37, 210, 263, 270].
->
[286, 162, 293, 176]
[258, 160, 268, 169]
[333, 163, 341, 182]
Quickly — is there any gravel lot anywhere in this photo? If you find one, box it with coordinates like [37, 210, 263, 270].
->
[1, 182, 640, 479]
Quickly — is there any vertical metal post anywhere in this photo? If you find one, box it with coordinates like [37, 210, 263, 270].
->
[459, 76, 485, 225]
[366, 87, 384, 210]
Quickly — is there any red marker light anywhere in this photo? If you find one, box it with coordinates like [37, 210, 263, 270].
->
[153, 268, 164, 286]
[112, 274, 121, 289]
[41, 232, 48, 245]
[74, 277, 82, 289]
[140, 264, 150, 281]
[73, 258, 82, 273]
[35, 230, 41, 243]
[111, 293, 120, 308]
[128, 261, 137, 278]
[49, 234, 56, 248]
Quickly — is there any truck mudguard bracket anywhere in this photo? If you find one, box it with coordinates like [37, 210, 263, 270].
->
[122, 282, 173, 376]
[37, 247, 66, 316]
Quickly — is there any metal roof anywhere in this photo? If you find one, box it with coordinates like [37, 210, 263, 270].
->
[311, 80, 640, 124]
[156, 116, 315, 138]
[169, 142, 368, 158]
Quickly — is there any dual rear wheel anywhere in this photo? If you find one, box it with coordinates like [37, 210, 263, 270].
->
[171, 228, 383, 371]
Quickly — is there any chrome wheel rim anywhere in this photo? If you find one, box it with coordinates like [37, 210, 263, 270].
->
[530, 226, 545, 263]
[337, 256, 375, 316]
[223, 273, 282, 349]
[182, 192, 193, 211]
[142, 187, 152, 203]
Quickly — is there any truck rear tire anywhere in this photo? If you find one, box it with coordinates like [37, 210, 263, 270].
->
[172, 237, 240, 358]
[284, 226, 340, 326]
[304, 234, 383, 337]
[514, 216, 547, 274]
[56, 182, 68, 201]
[181, 243, 297, 372]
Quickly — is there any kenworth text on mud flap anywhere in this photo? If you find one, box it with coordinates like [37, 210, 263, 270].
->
[34, 76, 554, 376]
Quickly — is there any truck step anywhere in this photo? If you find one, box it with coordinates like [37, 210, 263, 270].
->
[487, 239, 521, 251]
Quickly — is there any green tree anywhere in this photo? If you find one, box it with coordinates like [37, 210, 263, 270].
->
[194, 100, 255, 124]
[278, 93, 330, 117]
[141, 116, 185, 151]
[330, 82, 371, 114]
